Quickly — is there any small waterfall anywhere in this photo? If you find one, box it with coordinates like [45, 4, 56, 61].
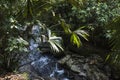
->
[20, 25, 69, 80]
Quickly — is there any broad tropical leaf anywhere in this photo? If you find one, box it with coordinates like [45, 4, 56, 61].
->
[70, 32, 81, 47]
[47, 29, 64, 52]
[60, 19, 89, 47]
[74, 29, 89, 41]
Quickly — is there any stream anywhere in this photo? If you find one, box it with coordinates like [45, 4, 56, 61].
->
[19, 25, 69, 80]
[19, 24, 114, 80]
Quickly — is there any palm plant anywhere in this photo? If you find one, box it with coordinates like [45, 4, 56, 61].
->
[60, 19, 89, 47]
[47, 29, 64, 53]
[103, 16, 120, 78]
[0, 0, 88, 72]
[105, 17, 120, 64]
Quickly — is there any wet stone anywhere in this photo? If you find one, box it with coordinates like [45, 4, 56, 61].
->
[58, 54, 111, 80]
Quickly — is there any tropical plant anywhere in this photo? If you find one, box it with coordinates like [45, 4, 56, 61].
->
[0, 36, 28, 73]
[1, 0, 119, 74]
[39, 0, 120, 50]
[104, 16, 120, 79]
[47, 29, 64, 53]
[0, 0, 31, 73]
[105, 16, 120, 63]
[60, 19, 89, 47]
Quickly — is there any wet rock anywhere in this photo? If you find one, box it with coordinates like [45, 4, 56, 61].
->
[19, 25, 70, 80]
[58, 54, 111, 80]
[70, 65, 80, 73]
[58, 55, 71, 65]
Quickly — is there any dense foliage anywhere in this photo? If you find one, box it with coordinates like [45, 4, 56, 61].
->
[0, 0, 120, 74]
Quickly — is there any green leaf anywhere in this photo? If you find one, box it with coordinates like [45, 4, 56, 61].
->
[74, 29, 89, 41]
[47, 29, 64, 52]
[61, 19, 71, 34]
[70, 33, 81, 47]
[105, 54, 111, 62]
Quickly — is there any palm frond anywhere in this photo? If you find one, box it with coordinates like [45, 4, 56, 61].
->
[107, 16, 120, 50]
[60, 19, 72, 34]
[74, 29, 89, 41]
[47, 29, 64, 52]
[105, 16, 120, 64]
[48, 39, 64, 52]
[70, 32, 82, 47]
[60, 19, 89, 47]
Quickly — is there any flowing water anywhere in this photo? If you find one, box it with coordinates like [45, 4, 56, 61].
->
[19, 25, 113, 80]
[20, 25, 69, 80]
